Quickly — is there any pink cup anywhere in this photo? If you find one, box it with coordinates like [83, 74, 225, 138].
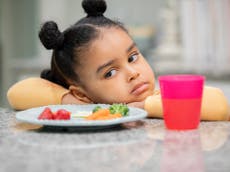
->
[158, 75, 205, 130]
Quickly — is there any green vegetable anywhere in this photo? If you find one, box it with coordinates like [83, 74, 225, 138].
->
[92, 105, 102, 113]
[109, 103, 129, 116]
[92, 104, 129, 116]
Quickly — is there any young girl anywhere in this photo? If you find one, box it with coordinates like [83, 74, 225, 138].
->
[7, 0, 229, 121]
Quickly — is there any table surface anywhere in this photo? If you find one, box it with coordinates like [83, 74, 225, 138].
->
[1, 107, 230, 172]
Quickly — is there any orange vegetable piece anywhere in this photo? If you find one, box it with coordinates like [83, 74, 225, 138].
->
[85, 109, 110, 120]
[86, 109, 122, 120]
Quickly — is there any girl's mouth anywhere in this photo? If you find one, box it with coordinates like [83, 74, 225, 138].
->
[131, 82, 149, 96]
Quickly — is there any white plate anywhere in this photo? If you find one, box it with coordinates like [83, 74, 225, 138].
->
[16, 104, 147, 128]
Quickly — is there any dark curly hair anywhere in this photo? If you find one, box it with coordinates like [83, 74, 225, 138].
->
[39, 0, 128, 88]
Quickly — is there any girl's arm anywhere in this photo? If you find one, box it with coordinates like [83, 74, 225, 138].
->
[200, 86, 229, 120]
[7, 77, 86, 110]
[144, 86, 229, 121]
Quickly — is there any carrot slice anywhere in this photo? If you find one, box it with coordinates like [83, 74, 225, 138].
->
[85, 109, 110, 120]
[85, 109, 122, 120]
[111, 113, 122, 118]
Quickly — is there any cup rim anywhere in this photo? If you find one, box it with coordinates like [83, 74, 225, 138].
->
[158, 74, 205, 81]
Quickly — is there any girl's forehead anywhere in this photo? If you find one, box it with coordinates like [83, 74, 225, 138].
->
[100, 27, 131, 41]
[92, 28, 133, 53]
[80, 28, 133, 63]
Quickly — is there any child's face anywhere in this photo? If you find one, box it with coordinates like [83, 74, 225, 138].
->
[75, 28, 155, 104]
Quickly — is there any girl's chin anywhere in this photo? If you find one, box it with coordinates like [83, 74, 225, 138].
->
[137, 91, 154, 101]
[125, 95, 151, 104]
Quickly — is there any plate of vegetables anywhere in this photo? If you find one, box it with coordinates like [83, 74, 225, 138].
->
[16, 104, 147, 128]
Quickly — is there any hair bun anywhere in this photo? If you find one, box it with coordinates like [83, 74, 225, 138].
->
[82, 0, 106, 17]
[39, 21, 64, 50]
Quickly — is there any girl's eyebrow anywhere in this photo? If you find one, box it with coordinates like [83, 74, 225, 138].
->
[96, 42, 136, 74]
[127, 42, 136, 52]
[96, 59, 115, 74]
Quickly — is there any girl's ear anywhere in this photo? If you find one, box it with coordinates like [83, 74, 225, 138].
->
[69, 85, 93, 103]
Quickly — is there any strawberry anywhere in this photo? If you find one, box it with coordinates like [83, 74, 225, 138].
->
[38, 107, 54, 120]
[53, 109, 71, 120]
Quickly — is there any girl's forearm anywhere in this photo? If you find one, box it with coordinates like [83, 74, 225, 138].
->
[144, 86, 229, 121]
[7, 78, 69, 110]
[200, 86, 229, 120]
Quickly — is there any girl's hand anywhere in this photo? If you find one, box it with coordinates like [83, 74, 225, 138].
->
[127, 90, 161, 110]
[127, 101, 145, 109]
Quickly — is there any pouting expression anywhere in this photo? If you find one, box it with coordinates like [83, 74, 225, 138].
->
[73, 27, 155, 104]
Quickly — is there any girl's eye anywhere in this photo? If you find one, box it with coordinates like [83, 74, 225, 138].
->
[128, 53, 138, 63]
[104, 69, 116, 78]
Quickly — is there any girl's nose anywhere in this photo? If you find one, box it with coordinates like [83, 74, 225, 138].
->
[128, 70, 140, 82]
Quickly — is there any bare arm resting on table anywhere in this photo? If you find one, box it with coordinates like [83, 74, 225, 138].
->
[7, 77, 229, 121]
[145, 87, 229, 121]
[7, 78, 87, 110]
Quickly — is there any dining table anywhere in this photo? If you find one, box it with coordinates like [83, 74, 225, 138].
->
[1, 106, 230, 172]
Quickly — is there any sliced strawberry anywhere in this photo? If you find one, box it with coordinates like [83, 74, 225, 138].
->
[53, 109, 71, 120]
[38, 107, 54, 120]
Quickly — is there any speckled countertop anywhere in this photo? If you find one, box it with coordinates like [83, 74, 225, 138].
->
[1, 108, 230, 172]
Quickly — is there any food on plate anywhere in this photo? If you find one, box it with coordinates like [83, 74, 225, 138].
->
[86, 104, 129, 120]
[38, 107, 71, 120]
[85, 109, 122, 120]
[108, 103, 129, 116]
[37, 104, 129, 121]
[71, 111, 91, 118]
[54, 109, 71, 120]
[38, 107, 54, 120]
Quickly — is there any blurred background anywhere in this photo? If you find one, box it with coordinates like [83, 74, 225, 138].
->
[0, 0, 230, 108]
